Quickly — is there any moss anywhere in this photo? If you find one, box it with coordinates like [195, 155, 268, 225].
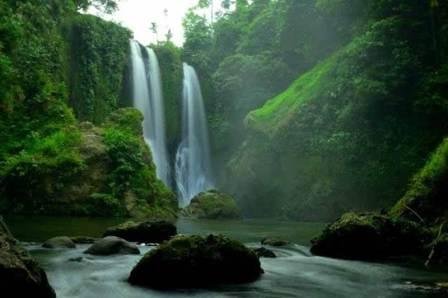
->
[103, 107, 144, 135]
[181, 190, 241, 219]
[246, 52, 339, 135]
[128, 234, 263, 288]
[390, 138, 448, 223]
[311, 212, 430, 260]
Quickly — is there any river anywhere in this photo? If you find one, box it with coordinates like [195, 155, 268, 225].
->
[5, 216, 448, 298]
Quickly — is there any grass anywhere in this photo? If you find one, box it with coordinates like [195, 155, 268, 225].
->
[246, 51, 339, 136]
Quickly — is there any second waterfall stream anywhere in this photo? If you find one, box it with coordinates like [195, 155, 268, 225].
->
[175, 63, 214, 207]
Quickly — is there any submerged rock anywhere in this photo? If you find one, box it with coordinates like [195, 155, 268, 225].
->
[261, 237, 289, 247]
[68, 257, 83, 262]
[0, 217, 56, 298]
[128, 234, 263, 289]
[42, 236, 76, 249]
[310, 212, 429, 260]
[84, 236, 140, 255]
[254, 247, 276, 258]
[103, 220, 176, 243]
[181, 190, 241, 219]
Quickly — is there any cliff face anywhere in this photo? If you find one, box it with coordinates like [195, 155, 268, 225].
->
[225, 1, 448, 220]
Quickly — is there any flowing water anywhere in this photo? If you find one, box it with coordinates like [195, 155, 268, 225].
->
[129, 40, 170, 185]
[5, 216, 448, 298]
[175, 63, 214, 207]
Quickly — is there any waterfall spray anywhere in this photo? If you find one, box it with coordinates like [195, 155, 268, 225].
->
[129, 40, 170, 186]
[175, 63, 214, 207]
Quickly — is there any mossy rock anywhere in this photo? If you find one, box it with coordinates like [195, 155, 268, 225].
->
[181, 190, 241, 219]
[84, 236, 140, 256]
[103, 220, 176, 243]
[0, 108, 177, 219]
[0, 217, 56, 297]
[128, 234, 263, 289]
[310, 212, 430, 260]
[254, 247, 276, 258]
[42, 236, 76, 249]
[261, 237, 289, 247]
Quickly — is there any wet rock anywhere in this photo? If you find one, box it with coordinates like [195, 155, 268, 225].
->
[84, 236, 140, 255]
[181, 190, 241, 219]
[310, 212, 429, 260]
[68, 257, 83, 262]
[128, 234, 263, 289]
[103, 220, 176, 243]
[261, 237, 289, 247]
[0, 216, 56, 298]
[70, 236, 98, 244]
[42, 236, 76, 249]
[254, 247, 276, 258]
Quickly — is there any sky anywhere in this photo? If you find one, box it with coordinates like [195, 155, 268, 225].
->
[91, 0, 200, 46]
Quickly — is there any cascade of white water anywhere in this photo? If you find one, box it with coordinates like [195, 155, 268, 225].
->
[129, 40, 170, 185]
[175, 63, 214, 207]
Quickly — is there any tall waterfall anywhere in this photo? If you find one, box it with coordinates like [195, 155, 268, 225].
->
[175, 63, 214, 207]
[129, 40, 170, 185]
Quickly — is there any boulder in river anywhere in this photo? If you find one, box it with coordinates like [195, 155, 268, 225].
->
[310, 212, 429, 260]
[128, 234, 263, 289]
[84, 236, 140, 255]
[0, 216, 56, 298]
[70, 236, 98, 244]
[261, 237, 289, 247]
[254, 247, 276, 258]
[181, 190, 241, 219]
[103, 220, 176, 243]
[42, 236, 76, 249]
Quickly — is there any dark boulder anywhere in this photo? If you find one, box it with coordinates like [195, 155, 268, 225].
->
[261, 237, 289, 247]
[181, 190, 241, 219]
[128, 234, 263, 289]
[42, 236, 76, 249]
[0, 216, 56, 298]
[310, 212, 429, 260]
[103, 220, 176, 243]
[254, 247, 276, 258]
[84, 236, 140, 255]
[70, 236, 98, 244]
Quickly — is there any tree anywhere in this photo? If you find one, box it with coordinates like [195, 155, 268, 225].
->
[150, 22, 158, 41]
[165, 29, 173, 42]
[74, 0, 119, 14]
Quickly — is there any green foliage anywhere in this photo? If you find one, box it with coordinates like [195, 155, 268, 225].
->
[102, 108, 177, 214]
[74, 0, 118, 14]
[227, 3, 448, 220]
[0, 128, 84, 212]
[104, 107, 143, 135]
[183, 0, 357, 172]
[152, 42, 183, 150]
[65, 14, 131, 123]
[391, 138, 448, 223]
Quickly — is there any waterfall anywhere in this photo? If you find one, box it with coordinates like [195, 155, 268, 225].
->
[175, 63, 214, 207]
[129, 40, 170, 185]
